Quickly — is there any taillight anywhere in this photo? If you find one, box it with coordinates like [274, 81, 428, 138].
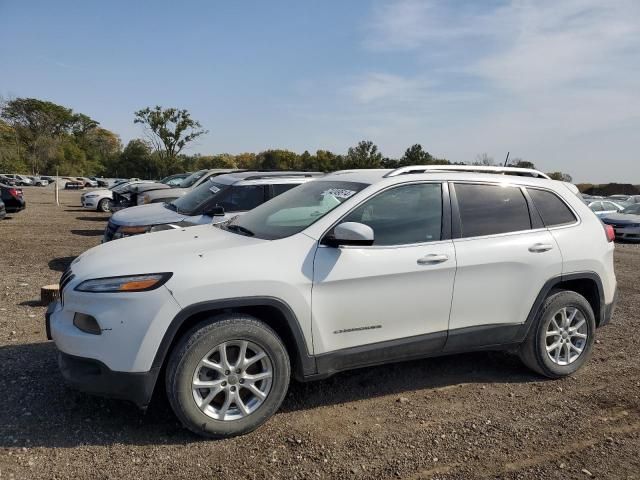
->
[8, 188, 20, 198]
[604, 224, 615, 242]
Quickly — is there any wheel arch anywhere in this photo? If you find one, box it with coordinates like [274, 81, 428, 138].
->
[518, 272, 605, 341]
[151, 297, 317, 382]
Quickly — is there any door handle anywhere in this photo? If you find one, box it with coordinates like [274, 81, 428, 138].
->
[417, 254, 449, 265]
[528, 243, 554, 253]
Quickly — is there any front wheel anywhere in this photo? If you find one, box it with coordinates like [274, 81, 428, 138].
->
[519, 290, 595, 378]
[166, 314, 290, 438]
[97, 198, 111, 212]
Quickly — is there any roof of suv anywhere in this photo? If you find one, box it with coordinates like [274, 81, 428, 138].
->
[214, 171, 324, 186]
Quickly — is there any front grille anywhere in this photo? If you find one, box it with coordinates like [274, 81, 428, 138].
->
[59, 268, 75, 305]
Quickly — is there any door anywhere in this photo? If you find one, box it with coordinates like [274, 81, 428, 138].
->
[447, 183, 562, 345]
[312, 182, 456, 355]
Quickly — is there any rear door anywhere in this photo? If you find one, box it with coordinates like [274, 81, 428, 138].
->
[446, 182, 562, 349]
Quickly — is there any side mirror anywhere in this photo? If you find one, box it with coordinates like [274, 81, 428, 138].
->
[205, 205, 225, 217]
[323, 222, 374, 247]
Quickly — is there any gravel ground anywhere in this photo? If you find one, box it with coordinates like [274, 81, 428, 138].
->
[1, 187, 639, 480]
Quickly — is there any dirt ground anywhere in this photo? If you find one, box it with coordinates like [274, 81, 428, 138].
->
[1, 187, 639, 480]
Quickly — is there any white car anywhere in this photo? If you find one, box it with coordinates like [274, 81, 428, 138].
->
[82, 180, 154, 212]
[47, 165, 617, 438]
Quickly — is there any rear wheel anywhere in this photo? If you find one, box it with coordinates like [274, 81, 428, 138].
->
[166, 314, 290, 438]
[97, 198, 111, 212]
[519, 290, 595, 378]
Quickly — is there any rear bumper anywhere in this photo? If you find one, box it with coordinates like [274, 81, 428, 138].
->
[600, 287, 618, 327]
[57, 351, 158, 408]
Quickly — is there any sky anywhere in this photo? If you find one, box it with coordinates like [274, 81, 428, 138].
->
[1, 0, 639, 183]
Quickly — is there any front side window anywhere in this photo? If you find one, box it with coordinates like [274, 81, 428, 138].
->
[590, 202, 603, 212]
[528, 188, 576, 227]
[622, 204, 640, 214]
[337, 183, 442, 246]
[601, 201, 619, 211]
[214, 185, 265, 212]
[455, 183, 531, 237]
[226, 181, 368, 239]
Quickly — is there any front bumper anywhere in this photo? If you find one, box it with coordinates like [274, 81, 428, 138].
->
[57, 351, 159, 408]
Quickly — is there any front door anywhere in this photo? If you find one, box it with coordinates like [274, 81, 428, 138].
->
[311, 182, 456, 355]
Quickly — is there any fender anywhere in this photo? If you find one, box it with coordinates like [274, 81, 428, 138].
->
[150, 296, 317, 378]
[515, 271, 606, 341]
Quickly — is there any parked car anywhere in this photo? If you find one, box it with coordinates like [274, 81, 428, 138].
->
[0, 174, 18, 186]
[62, 177, 84, 189]
[77, 177, 99, 188]
[602, 203, 640, 241]
[0, 183, 26, 213]
[109, 180, 162, 212]
[0, 197, 6, 220]
[586, 199, 628, 217]
[608, 194, 640, 204]
[121, 173, 194, 208]
[104, 171, 323, 241]
[40, 175, 56, 184]
[0, 174, 32, 186]
[47, 165, 617, 438]
[82, 180, 155, 212]
[140, 169, 238, 205]
[29, 176, 49, 186]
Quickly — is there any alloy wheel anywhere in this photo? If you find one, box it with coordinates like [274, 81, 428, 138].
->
[545, 306, 588, 366]
[192, 340, 273, 421]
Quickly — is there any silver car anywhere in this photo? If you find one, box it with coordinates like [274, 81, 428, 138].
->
[586, 199, 628, 217]
[139, 169, 238, 205]
[602, 204, 640, 241]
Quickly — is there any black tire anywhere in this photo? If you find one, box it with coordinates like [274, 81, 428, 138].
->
[166, 314, 290, 438]
[519, 290, 595, 378]
[97, 198, 111, 212]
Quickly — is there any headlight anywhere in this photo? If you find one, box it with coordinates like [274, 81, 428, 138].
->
[75, 273, 172, 293]
[113, 225, 153, 239]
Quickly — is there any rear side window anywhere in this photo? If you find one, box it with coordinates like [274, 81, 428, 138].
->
[455, 183, 531, 238]
[218, 185, 266, 212]
[528, 189, 576, 227]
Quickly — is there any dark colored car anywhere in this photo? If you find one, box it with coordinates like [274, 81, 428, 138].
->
[0, 183, 26, 213]
[0, 175, 18, 186]
[0, 197, 6, 220]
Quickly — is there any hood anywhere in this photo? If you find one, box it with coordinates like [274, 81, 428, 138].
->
[602, 213, 640, 224]
[131, 183, 171, 194]
[70, 224, 264, 282]
[110, 202, 187, 227]
[83, 188, 111, 196]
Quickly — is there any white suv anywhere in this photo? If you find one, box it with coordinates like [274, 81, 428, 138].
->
[46, 166, 617, 438]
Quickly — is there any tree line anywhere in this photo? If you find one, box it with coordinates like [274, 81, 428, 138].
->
[0, 97, 572, 181]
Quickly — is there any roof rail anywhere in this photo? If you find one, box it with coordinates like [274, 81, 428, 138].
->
[383, 165, 550, 179]
[242, 171, 323, 181]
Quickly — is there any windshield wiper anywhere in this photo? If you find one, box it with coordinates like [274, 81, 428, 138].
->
[226, 224, 255, 237]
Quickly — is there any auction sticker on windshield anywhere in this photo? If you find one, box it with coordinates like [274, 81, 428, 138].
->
[322, 188, 356, 199]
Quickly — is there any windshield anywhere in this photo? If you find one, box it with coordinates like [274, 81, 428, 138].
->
[180, 170, 208, 188]
[622, 204, 640, 214]
[226, 180, 368, 240]
[170, 180, 229, 214]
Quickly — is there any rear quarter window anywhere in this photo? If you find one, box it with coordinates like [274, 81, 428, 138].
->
[528, 188, 577, 227]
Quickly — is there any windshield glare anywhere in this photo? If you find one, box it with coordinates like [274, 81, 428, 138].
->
[170, 180, 228, 214]
[180, 170, 208, 188]
[227, 180, 368, 240]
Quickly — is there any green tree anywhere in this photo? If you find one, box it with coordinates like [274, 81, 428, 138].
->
[509, 158, 536, 169]
[108, 139, 153, 178]
[134, 106, 208, 176]
[547, 171, 573, 182]
[345, 140, 383, 169]
[254, 149, 300, 170]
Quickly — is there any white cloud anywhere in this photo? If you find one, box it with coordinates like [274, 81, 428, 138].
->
[348, 0, 640, 181]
